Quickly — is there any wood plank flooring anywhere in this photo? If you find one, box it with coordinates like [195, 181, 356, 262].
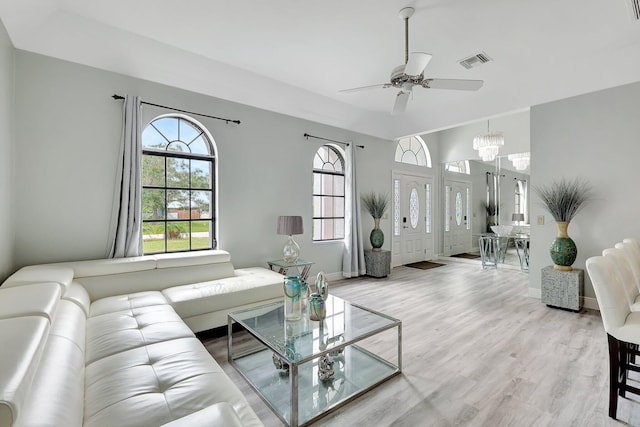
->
[201, 262, 640, 426]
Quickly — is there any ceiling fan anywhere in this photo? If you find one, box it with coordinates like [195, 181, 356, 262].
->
[340, 7, 484, 115]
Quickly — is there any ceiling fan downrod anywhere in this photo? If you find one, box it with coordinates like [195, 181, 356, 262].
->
[399, 7, 415, 65]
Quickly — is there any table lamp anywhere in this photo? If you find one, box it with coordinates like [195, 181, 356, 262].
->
[512, 213, 525, 225]
[277, 216, 304, 263]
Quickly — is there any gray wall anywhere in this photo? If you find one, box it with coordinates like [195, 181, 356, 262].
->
[0, 19, 14, 282]
[11, 50, 401, 278]
[529, 81, 640, 308]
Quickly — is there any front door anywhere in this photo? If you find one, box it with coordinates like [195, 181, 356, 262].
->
[391, 173, 434, 266]
[443, 179, 472, 256]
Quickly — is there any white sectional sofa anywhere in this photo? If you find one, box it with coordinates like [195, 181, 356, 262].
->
[0, 250, 285, 427]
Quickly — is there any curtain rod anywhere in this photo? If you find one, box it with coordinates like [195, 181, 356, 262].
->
[112, 94, 240, 125]
[303, 133, 364, 149]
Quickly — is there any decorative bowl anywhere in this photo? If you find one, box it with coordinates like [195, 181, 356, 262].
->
[491, 225, 514, 236]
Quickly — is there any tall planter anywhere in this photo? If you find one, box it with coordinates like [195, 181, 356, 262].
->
[370, 218, 384, 251]
[550, 221, 577, 271]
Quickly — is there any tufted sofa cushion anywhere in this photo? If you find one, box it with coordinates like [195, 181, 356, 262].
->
[86, 304, 194, 364]
[84, 337, 262, 427]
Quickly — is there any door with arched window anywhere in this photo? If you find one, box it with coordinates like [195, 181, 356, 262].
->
[391, 136, 434, 266]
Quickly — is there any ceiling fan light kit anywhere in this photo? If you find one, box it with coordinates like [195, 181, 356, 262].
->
[340, 5, 484, 115]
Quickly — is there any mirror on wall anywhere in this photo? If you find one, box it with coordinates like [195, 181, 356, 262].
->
[442, 156, 530, 267]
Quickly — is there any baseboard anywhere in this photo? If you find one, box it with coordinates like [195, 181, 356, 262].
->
[528, 287, 599, 311]
[325, 271, 347, 281]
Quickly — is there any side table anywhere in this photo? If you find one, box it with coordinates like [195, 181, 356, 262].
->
[541, 266, 584, 311]
[267, 259, 314, 281]
[364, 249, 391, 278]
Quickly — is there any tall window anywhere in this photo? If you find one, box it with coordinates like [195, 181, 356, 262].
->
[141, 115, 216, 254]
[514, 179, 528, 223]
[394, 135, 432, 167]
[312, 145, 345, 241]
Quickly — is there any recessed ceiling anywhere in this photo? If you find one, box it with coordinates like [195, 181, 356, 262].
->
[1, 0, 639, 139]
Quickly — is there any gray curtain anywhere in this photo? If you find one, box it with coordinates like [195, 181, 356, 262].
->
[107, 95, 143, 258]
[342, 143, 366, 277]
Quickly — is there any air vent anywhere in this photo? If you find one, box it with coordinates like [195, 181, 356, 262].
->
[626, 0, 640, 21]
[459, 52, 492, 69]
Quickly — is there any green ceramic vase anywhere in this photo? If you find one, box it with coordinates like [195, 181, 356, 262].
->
[370, 218, 384, 251]
[549, 221, 577, 271]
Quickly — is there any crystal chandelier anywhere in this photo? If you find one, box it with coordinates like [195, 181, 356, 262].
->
[507, 152, 530, 171]
[473, 121, 504, 161]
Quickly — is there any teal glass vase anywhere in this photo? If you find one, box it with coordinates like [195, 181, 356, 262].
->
[549, 222, 577, 270]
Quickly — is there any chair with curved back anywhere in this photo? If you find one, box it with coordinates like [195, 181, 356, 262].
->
[586, 255, 640, 419]
[602, 247, 640, 311]
[619, 239, 640, 292]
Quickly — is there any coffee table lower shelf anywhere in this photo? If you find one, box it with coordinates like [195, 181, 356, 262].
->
[232, 344, 399, 426]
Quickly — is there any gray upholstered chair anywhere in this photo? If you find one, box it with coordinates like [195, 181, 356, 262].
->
[586, 255, 640, 419]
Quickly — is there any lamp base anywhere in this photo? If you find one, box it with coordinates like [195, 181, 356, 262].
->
[283, 235, 300, 263]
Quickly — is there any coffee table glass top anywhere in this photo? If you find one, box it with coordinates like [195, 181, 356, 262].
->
[230, 295, 397, 363]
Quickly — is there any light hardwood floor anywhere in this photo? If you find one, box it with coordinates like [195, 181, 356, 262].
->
[201, 261, 640, 426]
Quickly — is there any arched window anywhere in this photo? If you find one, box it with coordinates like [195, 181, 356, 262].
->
[394, 135, 432, 167]
[312, 145, 345, 241]
[141, 115, 216, 253]
[444, 160, 471, 174]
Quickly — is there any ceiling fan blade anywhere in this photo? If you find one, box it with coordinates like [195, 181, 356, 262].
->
[392, 91, 411, 115]
[404, 52, 432, 76]
[339, 83, 392, 93]
[422, 78, 484, 91]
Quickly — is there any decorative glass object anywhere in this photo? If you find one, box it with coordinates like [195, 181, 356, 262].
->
[283, 275, 302, 320]
[309, 293, 326, 321]
[300, 279, 310, 309]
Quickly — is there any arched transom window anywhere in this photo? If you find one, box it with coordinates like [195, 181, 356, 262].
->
[312, 145, 345, 241]
[394, 135, 432, 167]
[141, 115, 216, 254]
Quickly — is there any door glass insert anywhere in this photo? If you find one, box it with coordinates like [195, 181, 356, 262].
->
[393, 179, 400, 236]
[409, 188, 419, 229]
[455, 191, 462, 226]
[445, 186, 451, 232]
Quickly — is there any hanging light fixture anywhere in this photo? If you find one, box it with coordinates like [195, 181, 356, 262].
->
[473, 120, 504, 161]
[507, 152, 530, 171]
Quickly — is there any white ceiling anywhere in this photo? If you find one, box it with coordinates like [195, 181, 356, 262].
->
[1, 0, 640, 140]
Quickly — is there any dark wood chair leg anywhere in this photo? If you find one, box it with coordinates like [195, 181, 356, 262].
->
[608, 334, 620, 419]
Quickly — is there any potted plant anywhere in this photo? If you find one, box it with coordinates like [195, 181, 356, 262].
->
[361, 192, 389, 251]
[482, 200, 498, 233]
[535, 178, 592, 270]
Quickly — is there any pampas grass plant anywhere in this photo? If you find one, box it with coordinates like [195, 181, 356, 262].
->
[361, 192, 389, 219]
[534, 178, 592, 222]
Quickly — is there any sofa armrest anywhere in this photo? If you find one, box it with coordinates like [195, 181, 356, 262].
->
[159, 402, 246, 427]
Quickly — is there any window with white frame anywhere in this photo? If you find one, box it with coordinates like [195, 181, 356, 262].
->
[444, 160, 471, 174]
[394, 136, 432, 167]
[312, 145, 345, 241]
[141, 115, 216, 254]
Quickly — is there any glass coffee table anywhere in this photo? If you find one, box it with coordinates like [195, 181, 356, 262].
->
[228, 295, 402, 427]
